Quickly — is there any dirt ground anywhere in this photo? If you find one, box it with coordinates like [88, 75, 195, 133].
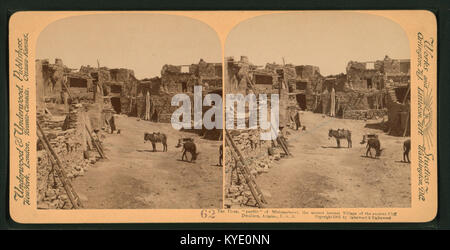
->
[257, 111, 411, 208]
[72, 115, 223, 209]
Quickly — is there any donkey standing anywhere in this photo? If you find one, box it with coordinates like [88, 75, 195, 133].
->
[176, 138, 199, 163]
[144, 132, 168, 152]
[328, 129, 352, 148]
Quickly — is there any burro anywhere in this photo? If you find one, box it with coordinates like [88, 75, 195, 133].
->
[171, 86, 280, 140]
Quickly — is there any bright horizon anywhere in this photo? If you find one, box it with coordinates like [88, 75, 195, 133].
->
[37, 12, 411, 79]
[226, 12, 411, 76]
[36, 13, 222, 79]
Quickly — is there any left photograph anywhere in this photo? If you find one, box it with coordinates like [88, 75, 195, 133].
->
[35, 13, 223, 209]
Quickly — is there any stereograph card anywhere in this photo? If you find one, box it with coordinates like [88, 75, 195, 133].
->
[8, 11, 437, 223]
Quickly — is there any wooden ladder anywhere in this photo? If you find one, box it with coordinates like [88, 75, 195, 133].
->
[85, 123, 107, 159]
[37, 121, 82, 209]
[225, 129, 267, 208]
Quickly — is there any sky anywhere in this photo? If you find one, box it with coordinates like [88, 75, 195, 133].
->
[225, 12, 410, 76]
[37, 13, 222, 79]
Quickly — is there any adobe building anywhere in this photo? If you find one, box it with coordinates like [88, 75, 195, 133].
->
[342, 55, 410, 135]
[224, 56, 294, 128]
[346, 55, 409, 90]
[128, 59, 222, 124]
[160, 58, 222, 93]
[225, 56, 274, 94]
[224, 55, 411, 136]
[36, 58, 71, 106]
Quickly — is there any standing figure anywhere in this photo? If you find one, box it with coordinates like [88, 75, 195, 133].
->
[294, 109, 302, 130]
[403, 139, 411, 163]
[145, 91, 150, 120]
[109, 115, 116, 134]
[219, 144, 223, 166]
[321, 88, 329, 114]
[330, 87, 336, 117]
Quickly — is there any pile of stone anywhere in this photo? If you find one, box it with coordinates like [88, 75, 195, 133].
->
[37, 138, 97, 209]
[62, 104, 82, 130]
[343, 109, 387, 120]
[37, 104, 102, 209]
[224, 129, 284, 208]
[224, 185, 252, 208]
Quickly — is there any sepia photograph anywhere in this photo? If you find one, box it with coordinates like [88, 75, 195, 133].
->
[34, 13, 223, 209]
[8, 10, 437, 223]
[223, 12, 412, 209]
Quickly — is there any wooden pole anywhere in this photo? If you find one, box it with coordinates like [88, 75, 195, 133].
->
[226, 136, 265, 208]
[402, 84, 411, 137]
[269, 123, 291, 156]
[145, 91, 150, 120]
[278, 136, 291, 156]
[225, 130, 267, 206]
[230, 161, 241, 186]
[281, 57, 288, 90]
[402, 84, 411, 105]
[403, 112, 410, 137]
[235, 162, 241, 185]
[230, 163, 235, 186]
[61, 75, 73, 100]
[225, 131, 246, 170]
[85, 124, 107, 159]
[37, 121, 81, 209]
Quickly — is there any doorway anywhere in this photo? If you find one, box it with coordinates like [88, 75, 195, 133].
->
[394, 86, 410, 103]
[181, 82, 188, 92]
[111, 97, 121, 114]
[367, 78, 373, 89]
[296, 94, 307, 110]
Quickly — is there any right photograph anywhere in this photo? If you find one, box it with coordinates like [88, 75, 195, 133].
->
[224, 12, 411, 209]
